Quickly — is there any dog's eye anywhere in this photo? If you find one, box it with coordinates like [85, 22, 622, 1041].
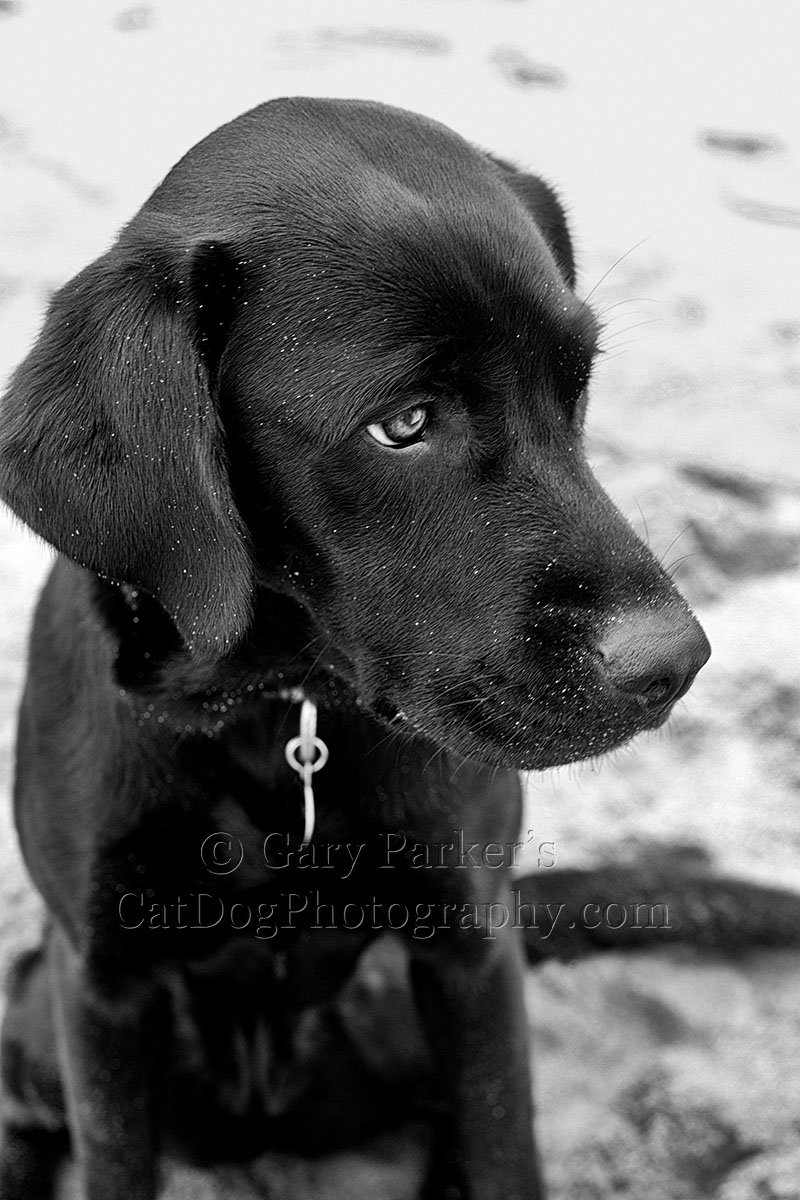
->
[366, 405, 429, 448]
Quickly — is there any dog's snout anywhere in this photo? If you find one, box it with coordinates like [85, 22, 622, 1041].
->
[599, 608, 711, 713]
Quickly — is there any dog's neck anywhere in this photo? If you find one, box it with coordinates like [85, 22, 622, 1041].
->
[99, 578, 365, 734]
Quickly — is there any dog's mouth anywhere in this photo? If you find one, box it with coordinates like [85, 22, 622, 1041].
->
[362, 606, 710, 772]
[371, 671, 672, 772]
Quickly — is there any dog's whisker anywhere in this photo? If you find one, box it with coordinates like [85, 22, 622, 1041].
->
[635, 500, 652, 548]
[447, 754, 475, 787]
[297, 637, 335, 689]
[594, 306, 659, 334]
[282, 631, 331, 666]
[594, 297, 659, 317]
[363, 714, 425, 759]
[593, 347, 634, 364]
[664, 551, 698, 580]
[597, 317, 664, 350]
[578, 231, 661, 310]
[423, 742, 450, 773]
[657, 524, 692, 572]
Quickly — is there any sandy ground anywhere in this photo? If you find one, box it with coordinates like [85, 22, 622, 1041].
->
[1, 1, 799, 1197]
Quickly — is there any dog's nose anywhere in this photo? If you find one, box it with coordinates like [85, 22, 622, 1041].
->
[599, 608, 711, 712]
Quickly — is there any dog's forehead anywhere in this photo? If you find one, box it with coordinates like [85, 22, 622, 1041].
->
[254, 155, 578, 313]
[155, 98, 597, 428]
[146, 96, 578, 339]
[245, 184, 595, 420]
[152, 97, 512, 225]
[230, 203, 596, 444]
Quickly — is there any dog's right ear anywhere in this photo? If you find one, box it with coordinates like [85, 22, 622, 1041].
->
[0, 235, 253, 659]
[489, 155, 577, 289]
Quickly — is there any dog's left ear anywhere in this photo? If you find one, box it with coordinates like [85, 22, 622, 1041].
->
[489, 155, 577, 289]
[0, 234, 253, 659]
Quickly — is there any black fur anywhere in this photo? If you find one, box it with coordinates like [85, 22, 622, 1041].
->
[0, 98, 712, 1199]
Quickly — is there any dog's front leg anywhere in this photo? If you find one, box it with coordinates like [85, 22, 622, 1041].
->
[411, 910, 543, 1200]
[50, 926, 160, 1200]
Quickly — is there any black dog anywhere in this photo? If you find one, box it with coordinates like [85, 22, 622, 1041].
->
[0, 98, 710, 1199]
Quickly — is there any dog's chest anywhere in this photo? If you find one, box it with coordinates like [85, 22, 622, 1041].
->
[87, 698, 519, 1155]
[98, 700, 453, 969]
[155, 932, 401, 1161]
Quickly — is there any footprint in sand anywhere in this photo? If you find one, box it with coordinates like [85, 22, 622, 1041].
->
[700, 128, 800, 230]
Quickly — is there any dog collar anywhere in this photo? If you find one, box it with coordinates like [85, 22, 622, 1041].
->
[283, 696, 328, 844]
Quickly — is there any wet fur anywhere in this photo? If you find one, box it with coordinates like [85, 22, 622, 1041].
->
[0, 98, 712, 1199]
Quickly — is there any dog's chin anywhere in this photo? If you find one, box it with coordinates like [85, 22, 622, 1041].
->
[502, 703, 678, 771]
[370, 687, 676, 773]
[452, 726, 641, 773]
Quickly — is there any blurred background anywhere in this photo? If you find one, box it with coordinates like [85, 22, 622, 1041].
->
[0, 2, 799, 1197]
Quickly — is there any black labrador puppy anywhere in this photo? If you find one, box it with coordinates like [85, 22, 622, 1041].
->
[0, 98, 709, 1199]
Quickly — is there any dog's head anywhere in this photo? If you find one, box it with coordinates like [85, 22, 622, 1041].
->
[0, 97, 708, 769]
